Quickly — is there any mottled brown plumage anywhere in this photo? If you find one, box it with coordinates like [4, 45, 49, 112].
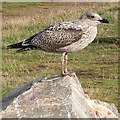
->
[31, 28, 82, 52]
[7, 12, 109, 76]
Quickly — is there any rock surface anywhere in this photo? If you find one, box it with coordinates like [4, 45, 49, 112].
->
[1, 75, 119, 118]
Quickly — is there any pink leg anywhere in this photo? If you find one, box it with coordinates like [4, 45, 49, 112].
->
[64, 53, 68, 73]
[61, 52, 66, 75]
[61, 52, 76, 77]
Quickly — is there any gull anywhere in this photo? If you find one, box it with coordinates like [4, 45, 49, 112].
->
[7, 12, 109, 76]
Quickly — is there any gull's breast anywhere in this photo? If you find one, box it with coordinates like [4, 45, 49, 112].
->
[57, 26, 97, 52]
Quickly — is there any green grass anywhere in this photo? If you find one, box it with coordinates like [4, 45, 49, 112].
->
[2, 2, 119, 112]
[2, 2, 85, 9]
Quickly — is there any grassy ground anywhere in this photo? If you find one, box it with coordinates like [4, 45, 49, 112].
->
[2, 2, 119, 111]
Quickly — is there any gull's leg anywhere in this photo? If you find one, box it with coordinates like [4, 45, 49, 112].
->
[61, 52, 66, 75]
[64, 53, 68, 73]
[61, 52, 76, 77]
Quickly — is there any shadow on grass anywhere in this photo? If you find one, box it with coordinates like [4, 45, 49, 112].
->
[94, 37, 119, 44]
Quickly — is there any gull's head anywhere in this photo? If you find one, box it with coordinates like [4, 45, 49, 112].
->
[80, 12, 109, 25]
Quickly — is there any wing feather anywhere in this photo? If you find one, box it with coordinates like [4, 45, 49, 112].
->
[30, 22, 83, 51]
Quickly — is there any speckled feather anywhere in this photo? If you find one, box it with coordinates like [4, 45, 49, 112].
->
[22, 21, 83, 52]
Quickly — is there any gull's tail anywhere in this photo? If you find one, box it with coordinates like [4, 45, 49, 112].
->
[7, 42, 23, 49]
[7, 42, 37, 53]
[7, 33, 39, 52]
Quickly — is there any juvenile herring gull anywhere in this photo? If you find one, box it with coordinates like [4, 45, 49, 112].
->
[7, 12, 109, 76]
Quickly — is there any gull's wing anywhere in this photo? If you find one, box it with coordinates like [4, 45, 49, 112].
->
[23, 21, 83, 51]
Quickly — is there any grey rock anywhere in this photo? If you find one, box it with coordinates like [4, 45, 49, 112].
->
[1, 76, 46, 111]
[1, 75, 119, 118]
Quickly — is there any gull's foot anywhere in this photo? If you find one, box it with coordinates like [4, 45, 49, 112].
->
[61, 72, 76, 77]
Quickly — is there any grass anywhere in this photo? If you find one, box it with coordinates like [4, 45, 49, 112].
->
[2, 2, 119, 111]
[2, 2, 43, 9]
[2, 2, 77, 9]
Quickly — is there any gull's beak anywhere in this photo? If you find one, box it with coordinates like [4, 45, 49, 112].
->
[99, 18, 109, 23]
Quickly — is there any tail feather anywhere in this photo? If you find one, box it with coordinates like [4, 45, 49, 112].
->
[16, 48, 31, 53]
[7, 32, 40, 52]
[7, 42, 38, 52]
[7, 42, 24, 49]
[7, 32, 41, 52]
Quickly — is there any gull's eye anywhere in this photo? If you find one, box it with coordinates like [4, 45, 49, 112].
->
[91, 15, 95, 18]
